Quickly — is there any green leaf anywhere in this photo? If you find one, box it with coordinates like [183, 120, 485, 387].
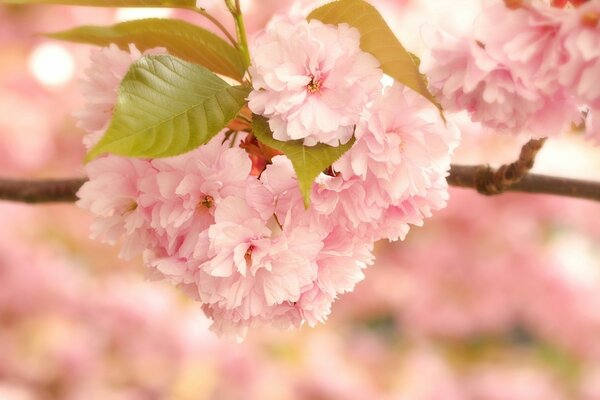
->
[48, 19, 245, 81]
[2, 0, 194, 6]
[252, 115, 355, 208]
[308, 0, 443, 116]
[86, 55, 250, 161]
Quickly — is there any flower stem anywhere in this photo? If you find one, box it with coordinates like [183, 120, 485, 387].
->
[225, 0, 251, 70]
[190, 6, 238, 47]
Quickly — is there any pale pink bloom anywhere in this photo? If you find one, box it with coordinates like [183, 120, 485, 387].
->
[75, 44, 165, 149]
[312, 174, 385, 238]
[248, 18, 383, 146]
[558, 2, 600, 107]
[280, 226, 375, 329]
[376, 172, 451, 242]
[139, 134, 252, 253]
[336, 84, 459, 204]
[138, 134, 265, 294]
[421, 28, 581, 137]
[192, 155, 378, 337]
[474, 3, 569, 93]
[312, 84, 458, 242]
[316, 226, 374, 298]
[198, 194, 323, 337]
[259, 157, 376, 327]
[76, 156, 157, 259]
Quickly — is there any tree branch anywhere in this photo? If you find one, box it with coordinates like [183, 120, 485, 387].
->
[0, 178, 86, 204]
[473, 138, 547, 195]
[0, 138, 598, 205]
[447, 166, 600, 202]
[0, 168, 598, 205]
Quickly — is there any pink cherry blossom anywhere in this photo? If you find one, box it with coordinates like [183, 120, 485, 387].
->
[198, 194, 323, 338]
[76, 155, 157, 260]
[420, 1, 587, 138]
[336, 84, 458, 204]
[474, 3, 569, 94]
[421, 27, 581, 137]
[139, 135, 253, 255]
[248, 17, 383, 146]
[558, 2, 600, 107]
[312, 84, 459, 242]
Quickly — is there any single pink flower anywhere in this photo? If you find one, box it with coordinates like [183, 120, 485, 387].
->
[558, 2, 600, 106]
[312, 84, 458, 242]
[197, 194, 323, 337]
[422, 19, 581, 137]
[248, 17, 383, 146]
[76, 155, 156, 259]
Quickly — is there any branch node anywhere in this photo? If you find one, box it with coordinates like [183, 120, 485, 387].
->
[475, 138, 547, 195]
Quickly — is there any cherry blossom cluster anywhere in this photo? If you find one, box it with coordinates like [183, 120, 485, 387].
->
[76, 18, 458, 338]
[421, 0, 600, 143]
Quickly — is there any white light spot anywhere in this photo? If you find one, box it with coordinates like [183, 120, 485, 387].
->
[381, 75, 395, 88]
[28, 43, 74, 88]
[551, 231, 600, 289]
[116, 8, 172, 21]
[240, 0, 254, 12]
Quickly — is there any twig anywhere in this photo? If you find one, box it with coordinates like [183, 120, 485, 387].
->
[447, 166, 600, 202]
[0, 167, 599, 204]
[190, 7, 238, 47]
[473, 138, 547, 195]
[0, 178, 86, 204]
[0, 139, 598, 205]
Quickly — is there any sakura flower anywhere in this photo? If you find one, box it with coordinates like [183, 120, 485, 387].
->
[312, 84, 459, 242]
[248, 18, 383, 146]
[473, 3, 569, 93]
[376, 172, 451, 242]
[421, 25, 581, 137]
[76, 155, 156, 259]
[315, 226, 374, 299]
[336, 84, 458, 203]
[198, 195, 323, 337]
[139, 134, 253, 253]
[558, 2, 600, 107]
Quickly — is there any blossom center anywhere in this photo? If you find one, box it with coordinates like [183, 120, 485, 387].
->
[123, 201, 137, 215]
[306, 76, 323, 94]
[199, 195, 214, 209]
[244, 244, 255, 266]
[503, 0, 523, 9]
[582, 11, 599, 28]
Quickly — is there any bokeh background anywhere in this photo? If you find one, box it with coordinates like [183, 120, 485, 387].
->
[2, 0, 600, 398]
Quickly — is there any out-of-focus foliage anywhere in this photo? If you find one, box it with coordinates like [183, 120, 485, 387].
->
[48, 19, 246, 80]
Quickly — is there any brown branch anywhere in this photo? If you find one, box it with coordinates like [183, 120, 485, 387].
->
[0, 138, 599, 205]
[447, 166, 600, 202]
[0, 178, 86, 204]
[447, 137, 600, 202]
[0, 168, 599, 205]
[473, 138, 547, 195]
